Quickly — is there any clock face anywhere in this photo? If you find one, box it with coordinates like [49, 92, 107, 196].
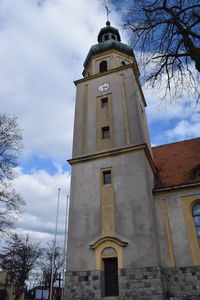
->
[98, 82, 110, 92]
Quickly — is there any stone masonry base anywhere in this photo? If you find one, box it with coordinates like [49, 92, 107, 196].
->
[119, 266, 163, 300]
[163, 266, 200, 299]
[64, 266, 200, 300]
[64, 270, 102, 300]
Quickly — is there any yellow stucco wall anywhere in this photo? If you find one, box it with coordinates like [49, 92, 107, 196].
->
[0, 272, 25, 300]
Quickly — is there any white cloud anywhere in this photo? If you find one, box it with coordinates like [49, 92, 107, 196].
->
[142, 65, 200, 145]
[137, 51, 200, 130]
[0, 0, 122, 162]
[0, 0, 125, 241]
[146, 93, 200, 145]
[145, 81, 199, 123]
[13, 167, 70, 244]
[166, 114, 200, 140]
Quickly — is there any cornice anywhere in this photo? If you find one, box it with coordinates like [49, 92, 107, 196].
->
[68, 143, 156, 174]
[74, 63, 133, 85]
[153, 182, 200, 195]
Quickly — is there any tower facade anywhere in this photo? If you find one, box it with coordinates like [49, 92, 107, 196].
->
[65, 22, 163, 300]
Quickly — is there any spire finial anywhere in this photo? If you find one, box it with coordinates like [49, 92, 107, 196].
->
[104, 0, 111, 23]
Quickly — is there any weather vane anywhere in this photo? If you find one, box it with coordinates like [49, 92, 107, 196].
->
[104, 0, 111, 22]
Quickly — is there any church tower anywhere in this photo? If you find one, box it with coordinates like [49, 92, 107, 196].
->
[65, 22, 164, 300]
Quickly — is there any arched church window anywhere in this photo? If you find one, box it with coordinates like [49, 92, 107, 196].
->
[192, 203, 200, 245]
[111, 35, 116, 40]
[99, 60, 107, 72]
[104, 34, 109, 40]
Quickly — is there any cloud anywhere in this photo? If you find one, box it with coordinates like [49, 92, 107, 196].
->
[143, 67, 200, 145]
[0, 0, 122, 164]
[0, 0, 125, 241]
[13, 166, 70, 244]
[166, 113, 200, 140]
[146, 96, 200, 145]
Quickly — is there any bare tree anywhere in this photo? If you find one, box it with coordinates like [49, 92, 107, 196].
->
[0, 233, 42, 299]
[123, 0, 200, 102]
[41, 242, 64, 289]
[0, 114, 24, 234]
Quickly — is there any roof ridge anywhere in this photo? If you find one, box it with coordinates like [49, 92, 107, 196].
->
[152, 136, 200, 149]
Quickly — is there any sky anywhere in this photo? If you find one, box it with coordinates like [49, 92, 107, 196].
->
[0, 0, 200, 247]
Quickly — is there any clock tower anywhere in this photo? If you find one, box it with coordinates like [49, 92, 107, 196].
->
[65, 22, 164, 300]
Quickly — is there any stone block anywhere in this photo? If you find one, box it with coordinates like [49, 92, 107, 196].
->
[67, 271, 72, 276]
[149, 295, 164, 300]
[119, 277, 128, 284]
[124, 296, 139, 300]
[120, 282, 128, 289]
[65, 276, 70, 282]
[146, 267, 153, 272]
[121, 269, 126, 276]
[126, 268, 136, 276]
[126, 283, 130, 289]
[145, 282, 152, 288]
[72, 271, 77, 276]
[91, 270, 100, 275]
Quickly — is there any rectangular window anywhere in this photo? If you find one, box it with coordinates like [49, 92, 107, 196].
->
[103, 170, 112, 184]
[102, 126, 110, 139]
[101, 97, 108, 108]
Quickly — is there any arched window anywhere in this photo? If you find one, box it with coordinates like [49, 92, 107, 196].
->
[102, 247, 117, 256]
[192, 203, 200, 245]
[111, 34, 116, 40]
[104, 34, 109, 40]
[99, 60, 107, 73]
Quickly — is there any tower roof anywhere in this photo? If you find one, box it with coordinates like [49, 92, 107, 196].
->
[84, 22, 134, 68]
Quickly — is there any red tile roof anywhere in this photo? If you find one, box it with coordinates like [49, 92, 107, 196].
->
[152, 137, 200, 189]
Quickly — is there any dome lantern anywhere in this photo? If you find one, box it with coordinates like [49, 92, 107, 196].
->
[97, 21, 121, 43]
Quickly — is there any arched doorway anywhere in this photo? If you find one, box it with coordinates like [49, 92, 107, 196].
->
[90, 237, 128, 298]
[102, 247, 119, 297]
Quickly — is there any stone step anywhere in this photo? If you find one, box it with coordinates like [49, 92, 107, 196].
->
[102, 297, 119, 300]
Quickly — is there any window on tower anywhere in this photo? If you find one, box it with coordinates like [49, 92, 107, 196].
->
[103, 170, 112, 184]
[101, 97, 108, 108]
[100, 60, 107, 72]
[102, 126, 110, 139]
